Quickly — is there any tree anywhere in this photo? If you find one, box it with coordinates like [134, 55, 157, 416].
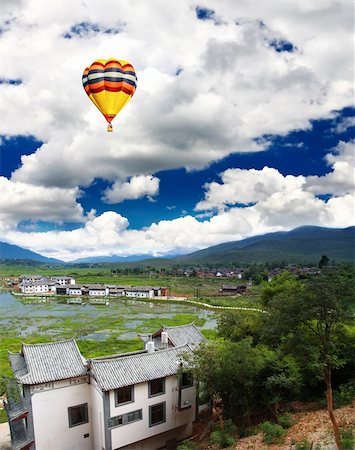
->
[191, 338, 265, 421]
[263, 267, 354, 450]
[318, 255, 330, 268]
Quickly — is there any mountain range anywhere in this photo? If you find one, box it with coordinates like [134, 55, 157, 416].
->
[0, 226, 354, 266]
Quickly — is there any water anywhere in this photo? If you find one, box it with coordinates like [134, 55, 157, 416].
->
[0, 291, 218, 341]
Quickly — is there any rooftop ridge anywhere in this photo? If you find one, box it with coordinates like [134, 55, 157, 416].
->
[21, 337, 76, 348]
[90, 343, 190, 364]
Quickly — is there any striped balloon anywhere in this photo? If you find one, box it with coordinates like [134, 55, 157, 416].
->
[82, 58, 137, 131]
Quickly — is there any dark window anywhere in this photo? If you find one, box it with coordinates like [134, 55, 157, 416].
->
[68, 403, 88, 428]
[148, 378, 165, 397]
[149, 402, 166, 427]
[115, 385, 134, 406]
[181, 372, 193, 388]
[108, 409, 142, 428]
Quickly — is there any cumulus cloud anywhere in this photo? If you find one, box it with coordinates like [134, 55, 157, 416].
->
[102, 175, 160, 203]
[0, 1, 354, 259]
[0, 177, 85, 224]
[0, 138, 353, 261]
[0, 0, 353, 190]
[305, 140, 355, 196]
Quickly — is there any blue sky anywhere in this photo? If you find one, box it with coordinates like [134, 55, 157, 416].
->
[0, 1, 354, 261]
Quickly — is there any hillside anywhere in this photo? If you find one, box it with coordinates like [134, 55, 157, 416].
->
[1, 226, 354, 267]
[0, 242, 63, 264]
[175, 226, 355, 264]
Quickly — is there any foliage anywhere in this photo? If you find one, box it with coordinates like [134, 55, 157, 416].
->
[278, 412, 293, 429]
[260, 271, 302, 307]
[217, 310, 263, 344]
[0, 408, 7, 424]
[291, 438, 313, 450]
[340, 427, 355, 450]
[259, 421, 285, 444]
[333, 381, 355, 408]
[192, 338, 266, 418]
[209, 430, 235, 448]
[176, 440, 197, 450]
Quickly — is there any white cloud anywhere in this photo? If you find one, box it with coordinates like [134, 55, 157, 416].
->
[0, 177, 85, 224]
[0, 0, 353, 190]
[195, 167, 305, 210]
[305, 140, 355, 196]
[0, 1, 354, 260]
[102, 175, 160, 204]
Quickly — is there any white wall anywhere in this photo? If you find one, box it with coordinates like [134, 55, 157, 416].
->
[31, 381, 93, 450]
[109, 375, 195, 449]
[90, 379, 105, 450]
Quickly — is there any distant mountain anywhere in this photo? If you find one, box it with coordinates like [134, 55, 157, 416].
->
[174, 226, 355, 264]
[1, 226, 354, 267]
[0, 242, 64, 264]
[69, 254, 156, 264]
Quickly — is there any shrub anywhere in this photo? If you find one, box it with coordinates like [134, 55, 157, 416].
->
[340, 427, 355, 450]
[177, 441, 197, 450]
[291, 438, 313, 450]
[333, 381, 355, 408]
[260, 421, 285, 444]
[278, 412, 293, 429]
[209, 430, 236, 448]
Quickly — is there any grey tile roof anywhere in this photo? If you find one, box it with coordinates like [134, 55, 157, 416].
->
[138, 323, 206, 349]
[163, 323, 206, 347]
[9, 339, 87, 385]
[90, 344, 192, 391]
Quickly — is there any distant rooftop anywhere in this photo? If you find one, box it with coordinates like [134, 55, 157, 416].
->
[139, 323, 206, 349]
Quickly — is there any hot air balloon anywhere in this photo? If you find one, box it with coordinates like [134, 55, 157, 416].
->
[82, 58, 137, 132]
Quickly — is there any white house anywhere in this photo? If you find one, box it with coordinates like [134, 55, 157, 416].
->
[50, 276, 76, 285]
[124, 286, 154, 298]
[19, 280, 56, 295]
[6, 324, 205, 450]
[67, 285, 84, 296]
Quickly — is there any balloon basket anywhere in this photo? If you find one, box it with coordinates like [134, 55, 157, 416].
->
[107, 124, 113, 132]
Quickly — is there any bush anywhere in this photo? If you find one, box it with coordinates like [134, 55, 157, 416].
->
[260, 421, 285, 444]
[278, 412, 293, 429]
[291, 438, 313, 450]
[340, 427, 355, 450]
[177, 441, 197, 450]
[210, 430, 236, 448]
[333, 381, 355, 408]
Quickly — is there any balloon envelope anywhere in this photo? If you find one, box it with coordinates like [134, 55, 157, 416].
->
[82, 58, 137, 129]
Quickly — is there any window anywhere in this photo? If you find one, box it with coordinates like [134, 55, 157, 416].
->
[149, 402, 166, 427]
[68, 403, 88, 428]
[148, 378, 165, 397]
[108, 409, 142, 428]
[115, 385, 134, 406]
[181, 372, 193, 389]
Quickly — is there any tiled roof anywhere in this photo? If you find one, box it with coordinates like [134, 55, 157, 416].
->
[90, 344, 192, 391]
[163, 323, 206, 347]
[138, 323, 206, 349]
[9, 339, 87, 385]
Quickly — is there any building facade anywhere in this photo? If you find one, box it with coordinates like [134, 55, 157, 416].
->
[6, 324, 205, 450]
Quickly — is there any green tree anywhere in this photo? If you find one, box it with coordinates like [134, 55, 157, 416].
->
[218, 310, 263, 344]
[191, 338, 265, 421]
[318, 254, 329, 268]
[263, 267, 354, 450]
